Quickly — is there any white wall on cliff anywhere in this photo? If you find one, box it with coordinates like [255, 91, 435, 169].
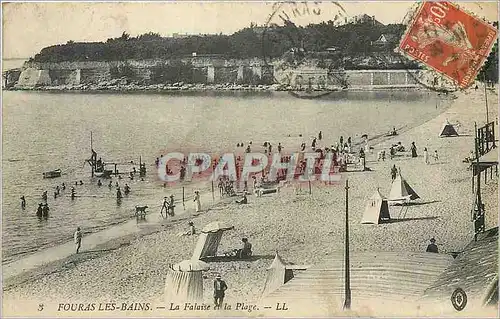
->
[15, 68, 52, 88]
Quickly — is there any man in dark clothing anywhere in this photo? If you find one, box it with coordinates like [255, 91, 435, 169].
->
[238, 238, 252, 258]
[20, 196, 26, 210]
[213, 274, 227, 308]
[426, 238, 438, 253]
[168, 194, 175, 216]
[36, 203, 43, 217]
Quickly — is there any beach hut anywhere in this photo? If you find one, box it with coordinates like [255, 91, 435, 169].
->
[261, 252, 295, 297]
[361, 189, 391, 224]
[439, 121, 459, 137]
[164, 259, 209, 303]
[191, 221, 234, 260]
[389, 169, 420, 204]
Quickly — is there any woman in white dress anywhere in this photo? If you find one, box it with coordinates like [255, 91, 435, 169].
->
[193, 191, 201, 212]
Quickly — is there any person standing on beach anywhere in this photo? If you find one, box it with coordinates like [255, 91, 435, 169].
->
[160, 196, 168, 218]
[423, 148, 430, 164]
[213, 274, 227, 309]
[410, 142, 418, 158]
[318, 131, 322, 141]
[74, 227, 83, 254]
[20, 196, 26, 210]
[426, 238, 438, 253]
[193, 191, 201, 212]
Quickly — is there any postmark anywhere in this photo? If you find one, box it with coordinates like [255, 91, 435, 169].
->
[398, 1, 498, 89]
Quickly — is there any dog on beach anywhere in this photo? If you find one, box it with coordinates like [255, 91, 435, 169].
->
[135, 205, 148, 219]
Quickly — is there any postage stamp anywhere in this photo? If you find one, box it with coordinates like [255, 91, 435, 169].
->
[398, 1, 498, 89]
[1, 1, 499, 318]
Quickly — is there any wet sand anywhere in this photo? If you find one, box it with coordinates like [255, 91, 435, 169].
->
[3, 87, 498, 317]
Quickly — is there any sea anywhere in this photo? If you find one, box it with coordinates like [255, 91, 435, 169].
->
[2, 90, 448, 263]
[2, 58, 27, 72]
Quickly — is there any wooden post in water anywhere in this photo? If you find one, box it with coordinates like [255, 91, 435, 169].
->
[343, 179, 351, 310]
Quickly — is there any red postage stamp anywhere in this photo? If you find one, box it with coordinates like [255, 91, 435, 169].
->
[399, 1, 498, 89]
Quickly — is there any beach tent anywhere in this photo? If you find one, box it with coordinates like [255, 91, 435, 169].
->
[164, 259, 209, 303]
[361, 189, 391, 224]
[439, 121, 459, 137]
[191, 221, 234, 260]
[389, 170, 420, 204]
[262, 252, 295, 297]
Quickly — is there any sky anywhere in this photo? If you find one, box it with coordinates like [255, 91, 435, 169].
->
[2, 1, 498, 59]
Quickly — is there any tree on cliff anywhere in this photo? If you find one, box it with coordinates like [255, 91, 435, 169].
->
[32, 21, 406, 68]
[478, 21, 499, 84]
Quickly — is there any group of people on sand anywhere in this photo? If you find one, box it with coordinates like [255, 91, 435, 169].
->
[218, 176, 236, 197]
[160, 194, 176, 218]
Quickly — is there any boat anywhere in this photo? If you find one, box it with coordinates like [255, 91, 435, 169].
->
[43, 169, 62, 179]
[288, 78, 333, 99]
[94, 168, 113, 178]
[288, 90, 332, 99]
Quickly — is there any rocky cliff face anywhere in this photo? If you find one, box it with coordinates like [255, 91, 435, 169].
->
[13, 58, 274, 88]
[15, 68, 51, 88]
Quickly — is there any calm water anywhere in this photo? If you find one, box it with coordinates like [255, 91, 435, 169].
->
[2, 90, 447, 263]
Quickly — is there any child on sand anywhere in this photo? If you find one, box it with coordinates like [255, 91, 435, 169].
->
[424, 148, 430, 164]
[193, 191, 201, 212]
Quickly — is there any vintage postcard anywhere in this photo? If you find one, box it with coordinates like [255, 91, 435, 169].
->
[2, 1, 499, 318]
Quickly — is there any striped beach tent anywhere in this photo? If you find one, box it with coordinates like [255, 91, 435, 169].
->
[389, 169, 420, 204]
[164, 259, 209, 303]
[439, 120, 459, 137]
[191, 221, 234, 260]
[361, 189, 390, 224]
[262, 252, 295, 297]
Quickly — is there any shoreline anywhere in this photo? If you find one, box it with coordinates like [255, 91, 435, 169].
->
[4, 83, 436, 94]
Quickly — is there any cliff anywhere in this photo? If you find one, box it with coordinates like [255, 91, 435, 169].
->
[13, 58, 273, 88]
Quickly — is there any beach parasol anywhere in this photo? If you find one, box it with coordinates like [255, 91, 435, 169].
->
[201, 221, 234, 233]
[173, 259, 210, 272]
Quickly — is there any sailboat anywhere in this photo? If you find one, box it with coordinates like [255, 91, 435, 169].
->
[288, 78, 333, 99]
[86, 132, 113, 178]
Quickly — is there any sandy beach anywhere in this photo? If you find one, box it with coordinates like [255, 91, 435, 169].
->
[2, 86, 498, 317]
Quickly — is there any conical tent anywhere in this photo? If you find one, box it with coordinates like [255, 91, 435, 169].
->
[164, 260, 209, 303]
[261, 252, 294, 297]
[389, 170, 420, 203]
[439, 121, 459, 137]
[361, 189, 391, 224]
[191, 221, 235, 260]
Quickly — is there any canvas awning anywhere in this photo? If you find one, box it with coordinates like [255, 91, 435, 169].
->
[173, 259, 210, 272]
[191, 221, 234, 260]
[201, 221, 234, 233]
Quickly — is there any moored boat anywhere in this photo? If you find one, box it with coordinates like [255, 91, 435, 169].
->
[43, 169, 61, 179]
[94, 169, 113, 178]
[288, 90, 332, 99]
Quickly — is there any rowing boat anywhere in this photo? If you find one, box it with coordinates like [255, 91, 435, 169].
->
[43, 169, 61, 179]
